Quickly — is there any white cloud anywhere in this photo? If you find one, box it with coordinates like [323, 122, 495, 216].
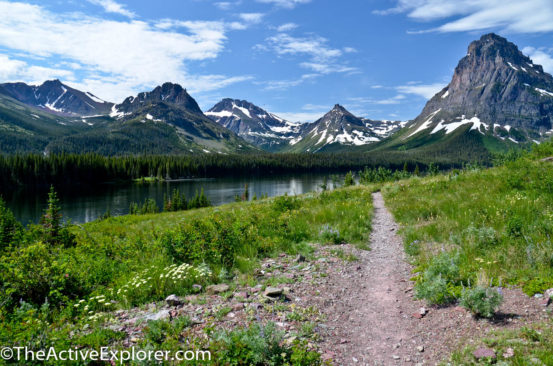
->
[256, 0, 311, 9]
[273, 110, 324, 123]
[239, 13, 265, 24]
[523, 46, 553, 74]
[277, 23, 298, 32]
[0, 1, 250, 102]
[87, 0, 135, 18]
[260, 33, 357, 77]
[261, 73, 318, 90]
[343, 47, 357, 53]
[375, 0, 553, 34]
[214, 1, 241, 10]
[0, 54, 75, 84]
[397, 82, 446, 99]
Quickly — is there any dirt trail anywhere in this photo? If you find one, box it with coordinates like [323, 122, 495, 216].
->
[315, 191, 550, 365]
[317, 191, 424, 365]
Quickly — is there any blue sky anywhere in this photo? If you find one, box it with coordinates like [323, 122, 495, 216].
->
[1, 0, 553, 122]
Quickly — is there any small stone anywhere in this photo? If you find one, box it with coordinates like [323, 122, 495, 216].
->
[419, 307, 427, 316]
[473, 347, 496, 360]
[232, 303, 244, 311]
[192, 284, 202, 292]
[264, 287, 283, 297]
[412, 312, 423, 319]
[352, 357, 358, 363]
[392, 355, 400, 360]
[393, 343, 400, 349]
[502, 347, 514, 358]
[130, 337, 139, 343]
[234, 291, 249, 300]
[295, 254, 306, 262]
[544, 288, 553, 298]
[417, 346, 424, 352]
[534, 293, 544, 298]
[207, 284, 229, 294]
[165, 294, 183, 306]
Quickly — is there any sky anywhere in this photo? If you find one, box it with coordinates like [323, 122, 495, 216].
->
[1, 0, 553, 122]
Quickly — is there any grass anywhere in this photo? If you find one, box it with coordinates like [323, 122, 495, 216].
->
[382, 141, 553, 362]
[0, 183, 376, 363]
[383, 156, 553, 295]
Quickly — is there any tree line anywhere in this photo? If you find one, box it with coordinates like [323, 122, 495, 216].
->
[0, 150, 488, 193]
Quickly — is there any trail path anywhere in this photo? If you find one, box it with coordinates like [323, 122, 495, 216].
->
[315, 192, 549, 365]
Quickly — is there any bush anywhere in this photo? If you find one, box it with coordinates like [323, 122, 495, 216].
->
[415, 252, 461, 305]
[210, 322, 321, 366]
[344, 171, 355, 187]
[319, 224, 343, 244]
[460, 286, 503, 318]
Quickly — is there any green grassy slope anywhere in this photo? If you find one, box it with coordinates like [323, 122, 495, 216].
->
[382, 142, 553, 363]
[0, 185, 374, 363]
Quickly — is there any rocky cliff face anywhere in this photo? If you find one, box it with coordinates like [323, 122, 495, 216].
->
[409, 33, 553, 141]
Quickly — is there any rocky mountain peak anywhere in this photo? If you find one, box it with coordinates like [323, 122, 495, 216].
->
[113, 82, 202, 116]
[408, 33, 553, 143]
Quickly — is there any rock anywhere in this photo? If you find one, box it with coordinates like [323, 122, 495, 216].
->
[165, 294, 184, 306]
[207, 284, 229, 294]
[232, 303, 244, 311]
[283, 287, 292, 295]
[295, 254, 306, 263]
[144, 309, 171, 321]
[419, 307, 428, 316]
[502, 347, 514, 358]
[234, 291, 249, 300]
[192, 284, 202, 292]
[264, 287, 283, 297]
[534, 293, 544, 298]
[130, 337, 139, 343]
[544, 288, 553, 299]
[473, 347, 496, 360]
[540, 157, 553, 163]
[392, 355, 400, 360]
[417, 346, 424, 353]
[412, 312, 423, 319]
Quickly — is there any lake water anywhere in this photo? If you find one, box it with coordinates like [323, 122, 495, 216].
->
[6, 173, 342, 224]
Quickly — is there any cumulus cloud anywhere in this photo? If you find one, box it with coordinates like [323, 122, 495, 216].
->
[0, 1, 250, 102]
[375, 0, 553, 34]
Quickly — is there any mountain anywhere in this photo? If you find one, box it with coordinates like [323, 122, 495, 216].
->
[0, 81, 257, 155]
[0, 79, 113, 117]
[105, 83, 257, 154]
[381, 33, 553, 155]
[284, 104, 384, 152]
[205, 99, 302, 152]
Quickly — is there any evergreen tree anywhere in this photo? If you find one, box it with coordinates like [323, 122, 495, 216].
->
[344, 171, 355, 187]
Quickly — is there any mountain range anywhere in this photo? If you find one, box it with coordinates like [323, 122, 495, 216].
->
[0, 33, 552, 160]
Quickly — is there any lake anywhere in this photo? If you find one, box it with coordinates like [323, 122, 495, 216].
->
[5, 173, 342, 224]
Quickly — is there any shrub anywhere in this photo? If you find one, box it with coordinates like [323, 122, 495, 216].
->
[319, 224, 343, 244]
[209, 322, 321, 366]
[272, 194, 300, 212]
[460, 286, 503, 318]
[415, 252, 461, 305]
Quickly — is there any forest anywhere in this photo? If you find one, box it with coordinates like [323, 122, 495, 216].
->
[0, 146, 491, 193]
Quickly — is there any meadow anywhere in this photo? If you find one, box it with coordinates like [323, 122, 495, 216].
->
[0, 181, 375, 364]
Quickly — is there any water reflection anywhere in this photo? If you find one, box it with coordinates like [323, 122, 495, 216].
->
[6, 173, 341, 224]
